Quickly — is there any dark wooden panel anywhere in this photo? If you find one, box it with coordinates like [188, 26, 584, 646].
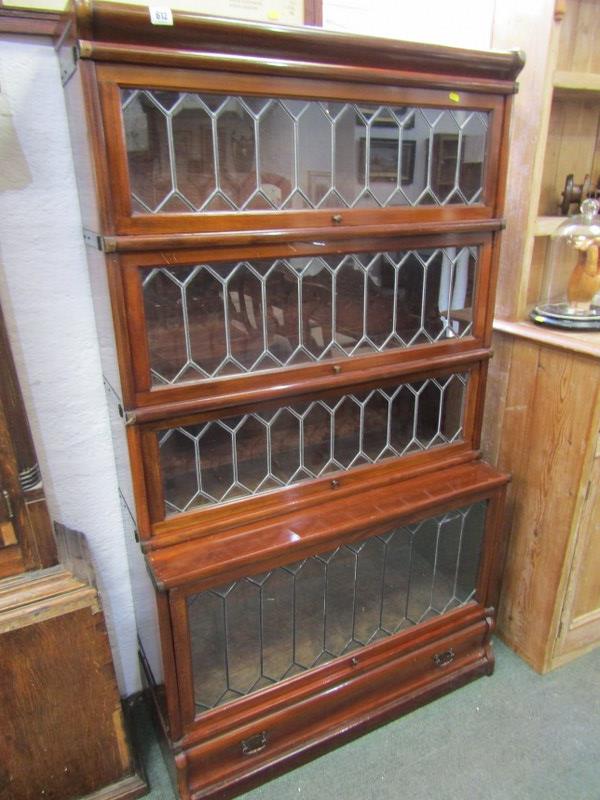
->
[0, 573, 143, 800]
[0, 300, 57, 574]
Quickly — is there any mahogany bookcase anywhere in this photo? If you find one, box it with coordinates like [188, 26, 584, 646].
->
[58, 4, 522, 797]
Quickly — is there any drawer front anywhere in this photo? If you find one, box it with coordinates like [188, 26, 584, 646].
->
[152, 370, 470, 522]
[181, 612, 491, 799]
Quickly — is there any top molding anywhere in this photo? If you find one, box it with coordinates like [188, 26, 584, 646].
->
[66, 0, 524, 94]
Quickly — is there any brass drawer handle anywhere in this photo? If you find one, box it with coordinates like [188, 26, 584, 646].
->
[241, 731, 268, 755]
[433, 648, 455, 667]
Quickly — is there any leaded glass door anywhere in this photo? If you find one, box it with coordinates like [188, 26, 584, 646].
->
[95, 63, 505, 235]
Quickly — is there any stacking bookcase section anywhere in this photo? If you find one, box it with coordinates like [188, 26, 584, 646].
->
[114, 232, 496, 411]
[132, 361, 488, 543]
[94, 72, 508, 236]
[59, 3, 522, 798]
[147, 461, 509, 799]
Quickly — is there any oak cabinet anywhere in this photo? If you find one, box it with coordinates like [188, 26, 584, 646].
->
[60, 2, 521, 796]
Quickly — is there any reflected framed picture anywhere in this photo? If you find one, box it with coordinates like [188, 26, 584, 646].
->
[359, 138, 416, 185]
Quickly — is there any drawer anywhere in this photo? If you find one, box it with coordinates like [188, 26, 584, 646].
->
[179, 608, 492, 800]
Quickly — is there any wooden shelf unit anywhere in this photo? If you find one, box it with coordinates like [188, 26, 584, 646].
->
[60, 2, 521, 796]
[554, 70, 600, 95]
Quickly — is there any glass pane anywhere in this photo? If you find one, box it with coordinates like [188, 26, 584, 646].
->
[188, 501, 488, 714]
[158, 374, 467, 516]
[143, 246, 478, 385]
[121, 90, 489, 215]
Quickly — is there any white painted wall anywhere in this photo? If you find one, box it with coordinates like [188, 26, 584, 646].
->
[0, 2, 518, 696]
[0, 35, 138, 695]
[324, 0, 495, 48]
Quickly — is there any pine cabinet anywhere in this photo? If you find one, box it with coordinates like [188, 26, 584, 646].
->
[59, 3, 522, 796]
[485, 0, 600, 673]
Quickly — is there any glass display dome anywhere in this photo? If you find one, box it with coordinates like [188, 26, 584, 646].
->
[531, 198, 600, 330]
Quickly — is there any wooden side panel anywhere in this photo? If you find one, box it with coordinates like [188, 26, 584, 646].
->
[525, 237, 550, 312]
[491, 0, 558, 320]
[556, 0, 600, 74]
[495, 338, 596, 671]
[480, 330, 513, 466]
[0, 602, 135, 800]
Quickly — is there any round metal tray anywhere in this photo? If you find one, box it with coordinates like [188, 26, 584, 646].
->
[530, 302, 600, 330]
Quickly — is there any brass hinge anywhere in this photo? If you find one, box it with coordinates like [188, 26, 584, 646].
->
[59, 43, 79, 86]
[82, 228, 104, 251]
[82, 229, 117, 253]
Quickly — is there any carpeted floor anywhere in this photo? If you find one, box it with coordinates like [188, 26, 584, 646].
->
[131, 639, 600, 800]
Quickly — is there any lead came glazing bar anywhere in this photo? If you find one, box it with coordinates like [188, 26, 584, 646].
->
[187, 501, 487, 713]
[158, 373, 467, 515]
[121, 92, 489, 215]
[143, 247, 478, 385]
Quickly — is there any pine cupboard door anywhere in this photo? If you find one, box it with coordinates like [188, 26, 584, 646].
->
[93, 63, 506, 235]
[130, 361, 489, 543]
[112, 233, 496, 411]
